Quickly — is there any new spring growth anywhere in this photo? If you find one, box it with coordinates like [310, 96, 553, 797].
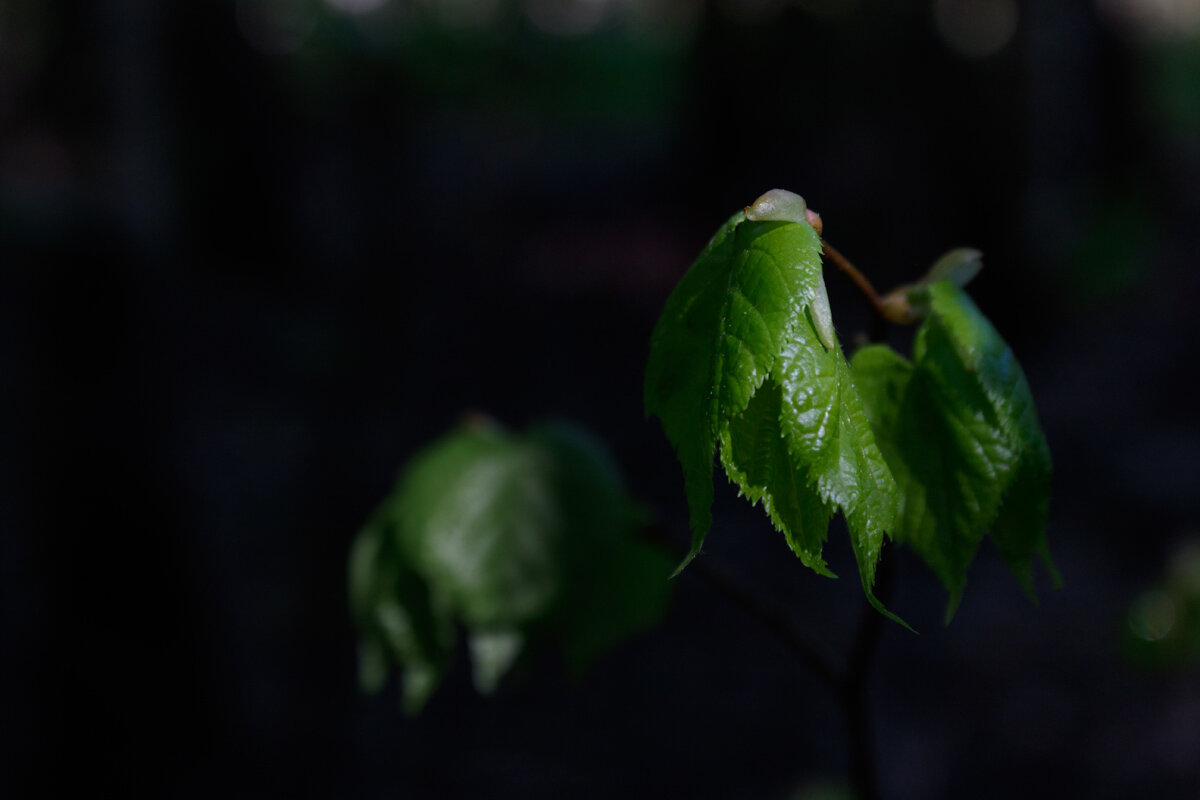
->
[744, 189, 836, 350]
[879, 248, 984, 324]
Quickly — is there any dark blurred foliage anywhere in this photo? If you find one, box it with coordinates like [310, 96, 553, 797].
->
[3, 0, 1200, 797]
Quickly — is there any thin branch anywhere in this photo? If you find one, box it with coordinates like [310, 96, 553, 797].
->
[839, 552, 896, 800]
[640, 525, 840, 691]
[822, 238, 890, 344]
[642, 524, 894, 800]
[822, 239, 885, 312]
[685, 554, 842, 692]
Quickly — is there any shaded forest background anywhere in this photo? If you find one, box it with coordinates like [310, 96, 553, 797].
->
[3, 0, 1200, 797]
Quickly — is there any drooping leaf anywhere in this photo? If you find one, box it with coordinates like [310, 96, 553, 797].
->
[348, 419, 672, 712]
[719, 377, 834, 577]
[644, 210, 827, 568]
[645, 191, 903, 622]
[775, 313, 902, 625]
[348, 513, 453, 711]
[851, 282, 1057, 621]
[529, 423, 675, 676]
[924, 282, 1059, 592]
[851, 344, 999, 620]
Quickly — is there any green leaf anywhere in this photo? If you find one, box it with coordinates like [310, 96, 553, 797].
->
[644, 212, 828, 570]
[645, 195, 904, 623]
[468, 629, 524, 694]
[851, 344, 996, 620]
[719, 377, 834, 577]
[648, 212, 835, 568]
[775, 318, 903, 626]
[348, 419, 672, 711]
[395, 424, 562, 629]
[528, 423, 674, 676]
[851, 282, 1056, 621]
[348, 514, 453, 711]
[924, 282, 1058, 594]
[920, 247, 983, 290]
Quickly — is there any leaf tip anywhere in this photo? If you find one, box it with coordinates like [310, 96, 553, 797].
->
[867, 588, 917, 633]
[669, 547, 700, 579]
[941, 593, 963, 627]
[922, 247, 983, 290]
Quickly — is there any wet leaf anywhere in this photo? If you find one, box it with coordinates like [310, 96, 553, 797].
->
[645, 192, 902, 622]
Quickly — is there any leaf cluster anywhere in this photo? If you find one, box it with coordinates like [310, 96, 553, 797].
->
[348, 419, 672, 712]
[852, 282, 1059, 620]
[645, 191, 1057, 622]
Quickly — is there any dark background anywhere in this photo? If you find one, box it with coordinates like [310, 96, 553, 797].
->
[4, 1, 1200, 797]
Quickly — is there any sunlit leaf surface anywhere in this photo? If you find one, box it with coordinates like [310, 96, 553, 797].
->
[645, 195, 902, 622]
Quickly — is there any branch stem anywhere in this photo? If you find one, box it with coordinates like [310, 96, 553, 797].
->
[822, 239, 884, 313]
[684, 554, 842, 692]
[640, 525, 840, 690]
[839, 552, 895, 800]
[643, 524, 890, 800]
[822, 238, 892, 345]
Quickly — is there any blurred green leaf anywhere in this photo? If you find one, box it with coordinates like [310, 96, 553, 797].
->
[919, 247, 982, 290]
[348, 419, 672, 712]
[395, 424, 562, 628]
[348, 514, 453, 711]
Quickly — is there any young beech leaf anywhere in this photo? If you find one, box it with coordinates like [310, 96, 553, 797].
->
[851, 282, 1057, 622]
[921, 247, 983, 290]
[645, 194, 905, 625]
[923, 282, 1059, 596]
[644, 211, 826, 568]
[774, 312, 903, 626]
[880, 248, 983, 324]
[348, 420, 673, 712]
[719, 377, 835, 577]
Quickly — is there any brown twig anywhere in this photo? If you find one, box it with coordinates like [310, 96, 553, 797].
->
[821, 238, 893, 344]
[822, 238, 885, 316]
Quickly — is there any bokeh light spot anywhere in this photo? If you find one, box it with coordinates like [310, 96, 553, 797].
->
[524, 0, 615, 37]
[934, 0, 1018, 59]
[325, 0, 389, 15]
[237, 0, 318, 55]
[1097, 0, 1200, 39]
[1129, 589, 1177, 642]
